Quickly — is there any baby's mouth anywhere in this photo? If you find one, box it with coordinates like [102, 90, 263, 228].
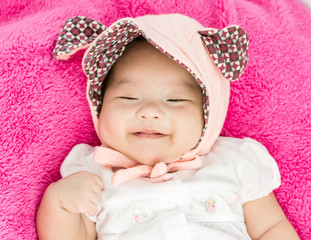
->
[133, 130, 167, 138]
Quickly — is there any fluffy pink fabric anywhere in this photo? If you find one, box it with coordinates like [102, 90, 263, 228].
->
[0, 0, 310, 239]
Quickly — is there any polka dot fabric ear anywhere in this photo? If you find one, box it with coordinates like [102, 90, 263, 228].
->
[199, 26, 249, 81]
[53, 16, 106, 60]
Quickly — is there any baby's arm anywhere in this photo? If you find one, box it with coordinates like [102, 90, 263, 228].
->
[36, 171, 104, 240]
[243, 192, 300, 240]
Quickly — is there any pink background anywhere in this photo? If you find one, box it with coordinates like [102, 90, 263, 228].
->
[0, 0, 310, 239]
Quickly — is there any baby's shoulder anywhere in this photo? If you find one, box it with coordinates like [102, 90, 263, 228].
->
[201, 137, 281, 203]
[213, 136, 266, 150]
[209, 136, 271, 160]
[201, 136, 279, 175]
[60, 143, 97, 177]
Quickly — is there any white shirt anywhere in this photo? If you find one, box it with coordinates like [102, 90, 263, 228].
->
[61, 137, 281, 240]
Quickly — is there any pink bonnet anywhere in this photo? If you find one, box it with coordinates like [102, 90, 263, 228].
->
[53, 13, 249, 159]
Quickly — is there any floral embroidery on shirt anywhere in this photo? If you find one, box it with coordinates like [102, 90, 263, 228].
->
[132, 207, 148, 223]
[204, 198, 216, 213]
[190, 197, 216, 213]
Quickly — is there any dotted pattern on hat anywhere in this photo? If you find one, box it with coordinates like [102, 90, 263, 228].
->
[53, 16, 106, 58]
[199, 26, 249, 81]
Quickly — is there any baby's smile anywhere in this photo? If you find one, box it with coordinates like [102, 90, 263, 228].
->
[132, 130, 168, 139]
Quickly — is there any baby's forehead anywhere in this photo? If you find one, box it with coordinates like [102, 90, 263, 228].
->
[111, 76, 199, 90]
[109, 42, 200, 89]
[115, 37, 163, 63]
[113, 39, 194, 76]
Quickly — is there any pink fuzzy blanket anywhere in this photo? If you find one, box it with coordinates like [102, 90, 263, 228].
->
[0, 0, 310, 239]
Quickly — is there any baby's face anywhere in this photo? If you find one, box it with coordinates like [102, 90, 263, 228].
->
[98, 39, 204, 165]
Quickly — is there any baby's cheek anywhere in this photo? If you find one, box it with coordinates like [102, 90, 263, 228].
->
[185, 115, 203, 145]
[98, 112, 117, 142]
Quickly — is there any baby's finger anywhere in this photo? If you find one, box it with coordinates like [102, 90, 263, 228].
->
[92, 185, 101, 195]
[88, 191, 101, 205]
[93, 174, 105, 190]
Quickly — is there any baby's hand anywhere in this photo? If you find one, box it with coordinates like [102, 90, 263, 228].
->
[54, 171, 104, 216]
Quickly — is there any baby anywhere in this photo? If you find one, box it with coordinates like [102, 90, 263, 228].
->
[37, 14, 300, 240]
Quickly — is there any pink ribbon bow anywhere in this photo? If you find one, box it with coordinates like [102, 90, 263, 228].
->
[93, 146, 202, 185]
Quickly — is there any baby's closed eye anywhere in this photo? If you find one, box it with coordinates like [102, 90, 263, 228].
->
[119, 97, 139, 100]
[166, 99, 188, 102]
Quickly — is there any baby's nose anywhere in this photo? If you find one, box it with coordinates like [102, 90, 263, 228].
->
[136, 102, 164, 120]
